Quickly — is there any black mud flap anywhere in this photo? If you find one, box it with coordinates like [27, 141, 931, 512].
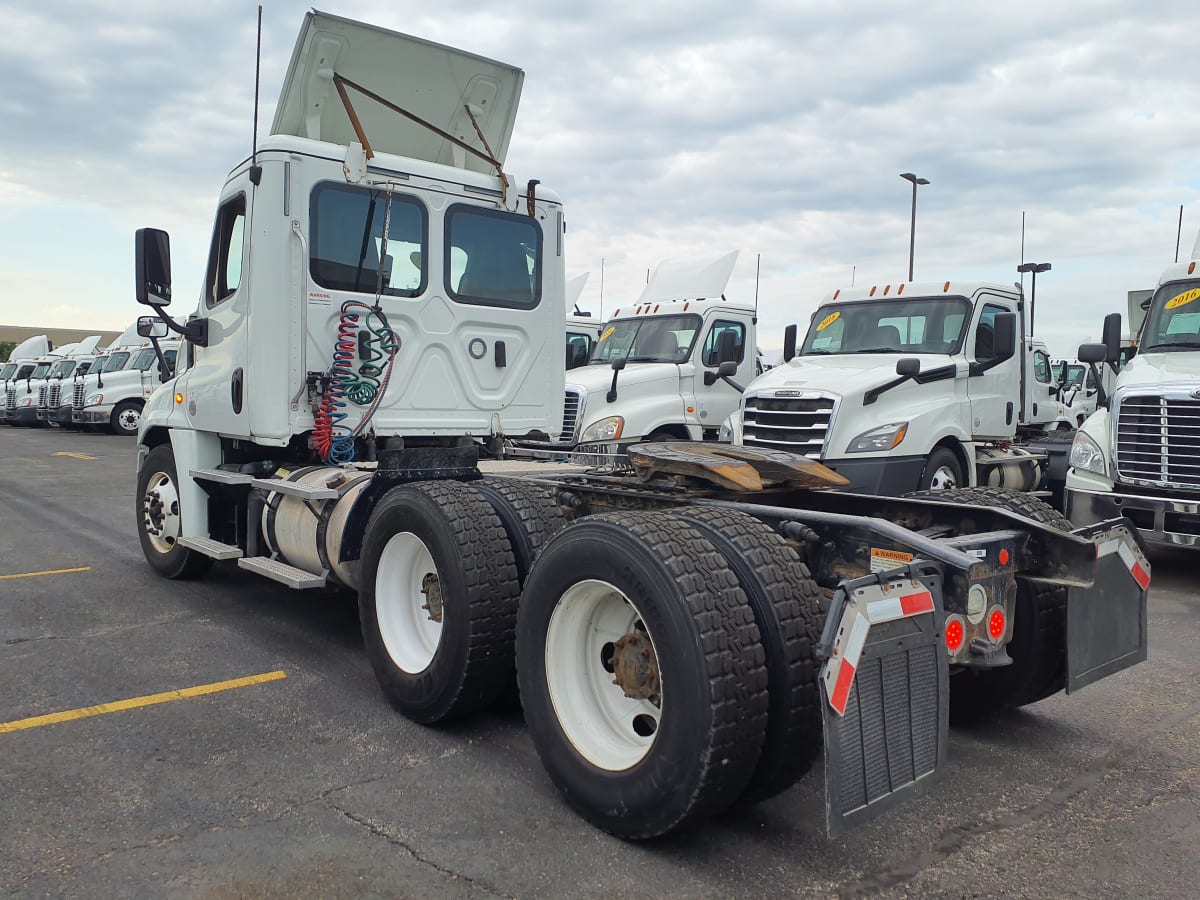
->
[818, 565, 949, 836]
[1066, 521, 1150, 693]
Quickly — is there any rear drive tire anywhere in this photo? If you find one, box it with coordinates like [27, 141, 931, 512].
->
[111, 400, 142, 437]
[358, 480, 520, 724]
[470, 478, 567, 585]
[904, 487, 1070, 721]
[136, 443, 212, 579]
[671, 506, 823, 802]
[516, 511, 768, 839]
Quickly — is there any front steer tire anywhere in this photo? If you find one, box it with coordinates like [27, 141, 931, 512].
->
[516, 511, 769, 839]
[136, 443, 212, 580]
[358, 480, 520, 725]
[905, 487, 1070, 721]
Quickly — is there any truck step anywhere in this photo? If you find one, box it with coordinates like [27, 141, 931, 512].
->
[177, 536, 243, 560]
[238, 556, 327, 589]
[250, 477, 339, 500]
[190, 467, 254, 485]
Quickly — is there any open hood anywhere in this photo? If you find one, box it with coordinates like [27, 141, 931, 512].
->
[639, 251, 739, 304]
[272, 10, 524, 173]
[565, 273, 590, 314]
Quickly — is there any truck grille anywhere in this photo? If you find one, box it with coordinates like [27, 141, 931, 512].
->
[1115, 394, 1200, 487]
[73, 382, 85, 410]
[48, 383, 62, 408]
[561, 389, 583, 444]
[742, 393, 836, 458]
[37, 384, 47, 409]
[5, 386, 15, 411]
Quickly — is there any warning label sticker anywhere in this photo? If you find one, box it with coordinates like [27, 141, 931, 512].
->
[869, 547, 915, 573]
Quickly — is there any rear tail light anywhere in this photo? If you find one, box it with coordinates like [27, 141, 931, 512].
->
[944, 615, 966, 655]
[987, 606, 1007, 643]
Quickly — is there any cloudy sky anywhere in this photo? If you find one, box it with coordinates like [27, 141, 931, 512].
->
[2, 0, 1198, 359]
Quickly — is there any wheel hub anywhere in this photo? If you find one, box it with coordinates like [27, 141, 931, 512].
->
[421, 572, 443, 623]
[611, 632, 661, 705]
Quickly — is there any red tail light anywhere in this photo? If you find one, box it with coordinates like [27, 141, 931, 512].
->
[945, 616, 965, 654]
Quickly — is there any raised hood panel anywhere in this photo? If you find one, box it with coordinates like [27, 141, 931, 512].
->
[9, 335, 50, 361]
[566, 273, 590, 313]
[272, 11, 524, 172]
[639, 251, 739, 303]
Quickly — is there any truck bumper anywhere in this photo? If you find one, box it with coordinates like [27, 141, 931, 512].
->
[51, 405, 75, 426]
[11, 407, 41, 426]
[74, 406, 113, 425]
[1067, 486, 1200, 548]
[823, 454, 927, 496]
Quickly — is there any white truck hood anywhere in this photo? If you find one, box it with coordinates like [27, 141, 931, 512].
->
[1113, 351, 1200, 391]
[272, 10, 524, 173]
[746, 353, 958, 398]
[570, 362, 681, 395]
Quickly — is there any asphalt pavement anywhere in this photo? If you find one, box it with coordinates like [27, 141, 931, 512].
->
[1, 426, 1197, 898]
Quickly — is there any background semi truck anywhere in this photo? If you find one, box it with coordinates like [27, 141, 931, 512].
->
[72, 334, 178, 436]
[131, 10, 1150, 841]
[1, 335, 51, 425]
[38, 336, 103, 426]
[724, 280, 1077, 498]
[1066, 234, 1200, 547]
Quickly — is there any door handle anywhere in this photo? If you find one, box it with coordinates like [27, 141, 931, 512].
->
[231, 367, 244, 414]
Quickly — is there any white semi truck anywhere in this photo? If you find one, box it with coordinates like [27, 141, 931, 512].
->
[38, 336, 103, 426]
[7, 349, 64, 427]
[565, 273, 600, 370]
[725, 280, 1071, 496]
[72, 338, 178, 436]
[1, 335, 52, 425]
[132, 11, 1150, 840]
[1066, 239, 1200, 548]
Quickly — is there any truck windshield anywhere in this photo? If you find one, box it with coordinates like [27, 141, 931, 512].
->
[801, 297, 971, 356]
[30, 363, 51, 379]
[0, 364, 15, 380]
[49, 360, 76, 378]
[589, 314, 702, 365]
[1141, 280, 1200, 351]
[1062, 364, 1085, 388]
[101, 352, 131, 373]
[133, 349, 158, 370]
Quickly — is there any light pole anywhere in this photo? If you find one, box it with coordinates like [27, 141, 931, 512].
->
[899, 172, 930, 281]
[1017, 262, 1051, 335]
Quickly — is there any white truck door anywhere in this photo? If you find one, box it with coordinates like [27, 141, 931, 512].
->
[1025, 344, 1057, 425]
[694, 314, 755, 432]
[185, 181, 251, 437]
[966, 297, 1020, 439]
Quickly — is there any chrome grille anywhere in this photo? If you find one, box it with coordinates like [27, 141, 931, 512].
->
[742, 393, 835, 458]
[1116, 394, 1200, 488]
[48, 383, 62, 408]
[5, 386, 15, 411]
[37, 384, 47, 408]
[73, 382, 85, 410]
[561, 389, 583, 444]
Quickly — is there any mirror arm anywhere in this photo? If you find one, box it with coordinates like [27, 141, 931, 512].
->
[606, 368, 620, 403]
[721, 375, 745, 394]
[149, 304, 209, 347]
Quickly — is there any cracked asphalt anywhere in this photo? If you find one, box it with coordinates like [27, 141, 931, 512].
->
[2, 427, 1198, 898]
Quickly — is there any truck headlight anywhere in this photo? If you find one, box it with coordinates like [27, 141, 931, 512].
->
[18, 396, 34, 407]
[1069, 430, 1107, 476]
[580, 416, 624, 443]
[718, 411, 741, 443]
[846, 422, 908, 453]
[86, 393, 103, 406]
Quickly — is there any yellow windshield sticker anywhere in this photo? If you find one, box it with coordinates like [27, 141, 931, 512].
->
[816, 311, 840, 331]
[1165, 288, 1200, 310]
[599, 326, 616, 341]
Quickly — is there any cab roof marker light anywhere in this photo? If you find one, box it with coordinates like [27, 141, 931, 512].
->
[1190, 262, 1196, 275]
[944, 281, 951, 292]
[897, 283, 905, 294]
[869, 286, 877, 297]
[883, 284, 891, 295]
[832, 289, 841, 300]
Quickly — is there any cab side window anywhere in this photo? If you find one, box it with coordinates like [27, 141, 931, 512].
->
[702, 320, 746, 366]
[1033, 350, 1051, 384]
[205, 195, 246, 308]
[974, 304, 1007, 360]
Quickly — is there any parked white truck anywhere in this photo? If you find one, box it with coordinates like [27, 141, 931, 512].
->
[1066, 242, 1200, 547]
[564, 273, 600, 370]
[725, 280, 1070, 496]
[131, 11, 1150, 841]
[72, 338, 178, 436]
[1, 335, 52, 425]
[38, 336, 103, 426]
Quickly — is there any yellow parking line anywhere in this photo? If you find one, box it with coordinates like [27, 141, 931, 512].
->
[53, 451, 98, 460]
[0, 566, 92, 581]
[0, 670, 288, 734]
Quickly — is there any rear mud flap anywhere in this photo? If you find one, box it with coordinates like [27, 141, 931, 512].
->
[819, 566, 948, 836]
[1066, 522, 1150, 693]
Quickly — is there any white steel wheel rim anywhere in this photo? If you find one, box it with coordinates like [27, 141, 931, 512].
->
[545, 579, 662, 771]
[142, 472, 181, 554]
[928, 465, 958, 490]
[375, 532, 444, 675]
[118, 407, 140, 431]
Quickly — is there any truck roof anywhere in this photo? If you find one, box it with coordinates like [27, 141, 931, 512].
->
[822, 280, 1021, 304]
[271, 11, 523, 175]
[609, 296, 754, 320]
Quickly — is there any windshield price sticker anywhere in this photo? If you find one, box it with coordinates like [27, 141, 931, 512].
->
[1166, 288, 1200, 310]
[599, 326, 616, 342]
[816, 311, 841, 332]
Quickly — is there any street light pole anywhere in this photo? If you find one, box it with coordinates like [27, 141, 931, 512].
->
[1017, 262, 1052, 335]
[899, 172, 930, 281]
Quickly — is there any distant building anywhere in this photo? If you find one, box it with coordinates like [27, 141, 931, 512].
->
[0, 324, 123, 352]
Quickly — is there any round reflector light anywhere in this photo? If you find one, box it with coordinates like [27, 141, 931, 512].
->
[988, 607, 1006, 641]
[945, 616, 965, 654]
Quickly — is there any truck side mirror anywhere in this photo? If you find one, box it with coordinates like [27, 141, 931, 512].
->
[783, 324, 797, 362]
[135, 228, 172, 307]
[1078, 343, 1107, 364]
[715, 329, 738, 365]
[718, 360, 738, 377]
[895, 358, 920, 377]
[992, 312, 1016, 362]
[136, 316, 169, 339]
[1102, 312, 1122, 363]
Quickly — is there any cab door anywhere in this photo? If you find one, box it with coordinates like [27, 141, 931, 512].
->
[966, 297, 1020, 439]
[694, 314, 755, 432]
[184, 179, 251, 436]
[1024, 345, 1057, 425]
